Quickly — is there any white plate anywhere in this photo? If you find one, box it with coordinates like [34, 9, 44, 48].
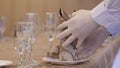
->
[0, 60, 13, 67]
[42, 57, 88, 65]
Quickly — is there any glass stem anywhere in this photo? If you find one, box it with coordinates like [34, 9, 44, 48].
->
[26, 44, 33, 62]
[49, 40, 52, 51]
[18, 54, 24, 67]
[29, 44, 33, 61]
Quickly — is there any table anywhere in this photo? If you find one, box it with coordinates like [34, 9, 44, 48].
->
[0, 33, 120, 68]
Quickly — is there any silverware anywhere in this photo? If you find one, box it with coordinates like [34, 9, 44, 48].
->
[59, 8, 70, 21]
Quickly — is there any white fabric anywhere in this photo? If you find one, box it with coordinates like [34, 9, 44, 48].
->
[112, 49, 120, 68]
[91, 1, 120, 67]
[91, 0, 120, 35]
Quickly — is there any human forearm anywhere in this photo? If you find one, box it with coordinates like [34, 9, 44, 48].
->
[91, 0, 120, 35]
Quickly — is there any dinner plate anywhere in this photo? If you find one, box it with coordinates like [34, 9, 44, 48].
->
[0, 60, 13, 67]
[42, 57, 88, 65]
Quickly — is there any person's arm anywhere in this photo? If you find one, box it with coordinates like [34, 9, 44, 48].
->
[91, 0, 120, 35]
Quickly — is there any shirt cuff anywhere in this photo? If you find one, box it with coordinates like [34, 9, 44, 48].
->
[90, 1, 120, 35]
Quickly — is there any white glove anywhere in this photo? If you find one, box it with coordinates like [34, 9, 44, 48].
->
[56, 10, 100, 48]
[76, 27, 110, 60]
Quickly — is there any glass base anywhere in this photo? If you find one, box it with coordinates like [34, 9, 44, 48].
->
[27, 60, 40, 67]
[15, 60, 39, 68]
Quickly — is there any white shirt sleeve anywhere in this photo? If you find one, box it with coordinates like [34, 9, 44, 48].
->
[91, 0, 120, 35]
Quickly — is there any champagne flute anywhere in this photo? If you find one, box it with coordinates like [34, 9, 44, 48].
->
[45, 12, 58, 51]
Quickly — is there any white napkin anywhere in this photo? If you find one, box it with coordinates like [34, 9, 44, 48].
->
[0, 60, 13, 66]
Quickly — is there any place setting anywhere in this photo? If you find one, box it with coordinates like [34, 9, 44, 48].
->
[41, 9, 89, 66]
[41, 46, 89, 66]
[0, 10, 88, 68]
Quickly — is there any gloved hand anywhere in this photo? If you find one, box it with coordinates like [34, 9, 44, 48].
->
[56, 10, 100, 48]
[76, 27, 110, 60]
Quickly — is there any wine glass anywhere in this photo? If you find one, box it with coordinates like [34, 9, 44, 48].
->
[22, 13, 40, 67]
[44, 12, 58, 51]
[14, 13, 40, 68]
[0, 16, 6, 40]
[14, 22, 31, 68]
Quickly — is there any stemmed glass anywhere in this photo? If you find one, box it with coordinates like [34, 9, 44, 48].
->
[0, 16, 6, 40]
[23, 13, 40, 66]
[14, 13, 40, 68]
[44, 12, 58, 52]
[14, 22, 30, 68]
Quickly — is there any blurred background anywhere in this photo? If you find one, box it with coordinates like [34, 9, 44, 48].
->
[0, 0, 102, 37]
